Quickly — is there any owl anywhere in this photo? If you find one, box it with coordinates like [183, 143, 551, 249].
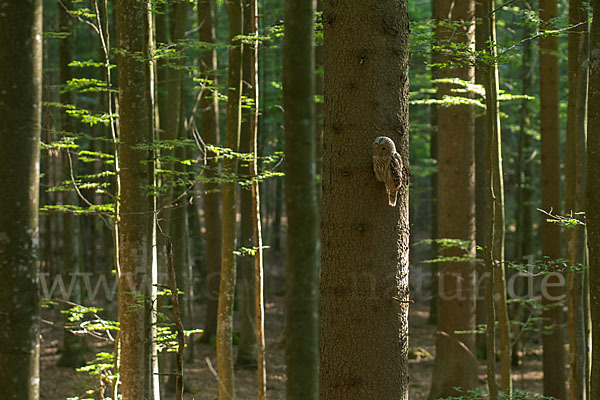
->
[373, 136, 403, 207]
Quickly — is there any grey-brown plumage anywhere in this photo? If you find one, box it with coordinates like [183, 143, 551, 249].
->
[373, 136, 403, 207]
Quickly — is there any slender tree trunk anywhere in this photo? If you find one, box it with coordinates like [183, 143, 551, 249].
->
[0, 1, 42, 398]
[116, 1, 151, 398]
[539, 1, 567, 398]
[587, 3, 600, 398]
[566, 1, 589, 399]
[217, 0, 243, 397]
[58, 0, 87, 369]
[488, 1, 511, 393]
[283, 0, 320, 398]
[198, 0, 222, 344]
[512, 4, 534, 369]
[143, 2, 160, 397]
[474, 0, 487, 359]
[482, 0, 511, 395]
[243, 0, 266, 393]
[320, 1, 410, 399]
[429, 1, 478, 397]
[237, 0, 259, 368]
[428, 0, 439, 326]
[162, 2, 189, 307]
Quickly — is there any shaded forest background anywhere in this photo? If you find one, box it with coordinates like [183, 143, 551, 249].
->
[1, 0, 596, 399]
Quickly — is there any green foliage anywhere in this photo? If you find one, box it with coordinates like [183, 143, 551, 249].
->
[233, 245, 270, 257]
[416, 238, 482, 264]
[507, 256, 583, 276]
[408, 346, 433, 360]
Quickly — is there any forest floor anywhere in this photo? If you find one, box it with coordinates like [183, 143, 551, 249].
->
[40, 279, 551, 400]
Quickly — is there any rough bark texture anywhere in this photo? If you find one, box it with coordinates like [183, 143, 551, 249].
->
[198, 0, 222, 344]
[566, 1, 588, 399]
[539, 1, 567, 398]
[116, 1, 151, 398]
[0, 1, 42, 399]
[428, 1, 478, 398]
[320, 1, 410, 399]
[216, 0, 243, 398]
[283, 0, 320, 398]
[587, 2, 600, 399]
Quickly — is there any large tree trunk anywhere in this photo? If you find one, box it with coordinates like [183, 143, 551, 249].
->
[283, 0, 320, 398]
[116, 1, 151, 398]
[539, 1, 567, 398]
[586, 2, 600, 399]
[216, 0, 243, 398]
[197, 0, 222, 344]
[320, 1, 410, 399]
[566, 1, 589, 399]
[428, 1, 478, 397]
[0, 1, 43, 399]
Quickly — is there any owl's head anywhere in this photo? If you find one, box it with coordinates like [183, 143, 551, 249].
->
[373, 136, 397, 156]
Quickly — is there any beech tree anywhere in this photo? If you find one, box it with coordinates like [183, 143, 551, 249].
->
[566, 0, 589, 398]
[216, 0, 243, 397]
[586, 2, 600, 399]
[116, 0, 151, 398]
[283, 0, 320, 397]
[198, 0, 222, 344]
[539, 1, 567, 398]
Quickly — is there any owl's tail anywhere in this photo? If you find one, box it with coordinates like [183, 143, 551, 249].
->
[388, 189, 398, 207]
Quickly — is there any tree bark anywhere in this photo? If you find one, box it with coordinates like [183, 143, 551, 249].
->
[587, 2, 600, 398]
[474, 0, 487, 360]
[116, 1, 151, 398]
[487, 0, 511, 393]
[539, 1, 567, 398]
[512, 2, 534, 369]
[283, 0, 320, 398]
[320, 1, 410, 399]
[216, 0, 243, 398]
[428, 0, 439, 326]
[237, 0, 259, 368]
[142, 2, 160, 397]
[197, 0, 222, 344]
[429, 1, 478, 397]
[0, 1, 42, 399]
[566, 1, 589, 399]
[482, 0, 511, 395]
